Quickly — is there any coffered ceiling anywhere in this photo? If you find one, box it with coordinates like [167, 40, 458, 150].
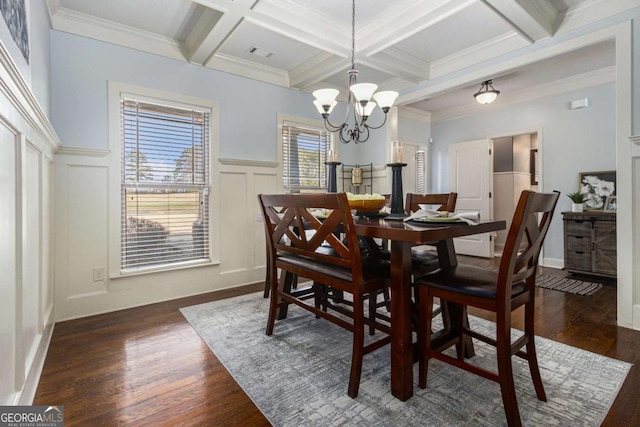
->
[46, 0, 631, 116]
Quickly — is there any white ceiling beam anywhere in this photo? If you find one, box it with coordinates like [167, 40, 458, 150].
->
[289, 54, 349, 90]
[187, 0, 257, 65]
[481, 0, 559, 43]
[397, 21, 624, 106]
[358, 0, 476, 56]
[359, 48, 429, 84]
[183, 8, 226, 65]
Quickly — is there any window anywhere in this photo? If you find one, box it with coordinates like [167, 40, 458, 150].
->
[416, 150, 427, 193]
[120, 98, 210, 272]
[282, 120, 332, 192]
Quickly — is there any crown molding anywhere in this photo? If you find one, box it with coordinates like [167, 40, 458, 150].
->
[56, 147, 110, 157]
[398, 106, 432, 123]
[205, 53, 290, 88]
[630, 135, 640, 145]
[50, 7, 185, 61]
[0, 41, 61, 151]
[218, 158, 279, 168]
[431, 65, 615, 123]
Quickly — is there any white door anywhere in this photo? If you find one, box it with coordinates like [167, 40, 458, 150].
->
[448, 139, 494, 258]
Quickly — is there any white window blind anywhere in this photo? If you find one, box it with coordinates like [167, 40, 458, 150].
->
[121, 98, 210, 272]
[416, 150, 427, 194]
[282, 121, 331, 192]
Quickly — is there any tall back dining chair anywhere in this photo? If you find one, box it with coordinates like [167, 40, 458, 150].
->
[404, 192, 458, 275]
[415, 190, 559, 427]
[405, 192, 457, 215]
[258, 192, 391, 398]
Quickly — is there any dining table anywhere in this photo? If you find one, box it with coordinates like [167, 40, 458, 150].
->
[353, 216, 506, 401]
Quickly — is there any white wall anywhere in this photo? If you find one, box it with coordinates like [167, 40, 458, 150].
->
[431, 83, 615, 263]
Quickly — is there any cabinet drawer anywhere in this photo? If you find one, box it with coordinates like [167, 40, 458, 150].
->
[565, 235, 591, 251]
[564, 220, 591, 236]
[565, 249, 591, 271]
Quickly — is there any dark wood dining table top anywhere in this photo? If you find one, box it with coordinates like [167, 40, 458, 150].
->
[352, 215, 506, 401]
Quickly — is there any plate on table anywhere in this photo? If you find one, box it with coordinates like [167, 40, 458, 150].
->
[414, 216, 462, 223]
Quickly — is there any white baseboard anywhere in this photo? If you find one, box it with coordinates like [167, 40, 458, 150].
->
[541, 257, 563, 269]
[16, 307, 55, 405]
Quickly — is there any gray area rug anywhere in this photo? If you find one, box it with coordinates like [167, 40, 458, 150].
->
[180, 293, 630, 426]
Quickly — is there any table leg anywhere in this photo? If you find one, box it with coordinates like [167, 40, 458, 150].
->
[389, 240, 414, 401]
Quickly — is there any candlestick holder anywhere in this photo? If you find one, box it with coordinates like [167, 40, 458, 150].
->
[326, 161, 342, 193]
[386, 162, 407, 220]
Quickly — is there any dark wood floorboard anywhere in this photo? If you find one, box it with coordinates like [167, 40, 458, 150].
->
[34, 260, 640, 426]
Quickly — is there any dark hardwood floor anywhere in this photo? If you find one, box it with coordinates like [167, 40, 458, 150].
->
[35, 259, 639, 426]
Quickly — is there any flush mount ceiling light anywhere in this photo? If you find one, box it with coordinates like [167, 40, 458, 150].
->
[312, 0, 398, 144]
[473, 79, 500, 105]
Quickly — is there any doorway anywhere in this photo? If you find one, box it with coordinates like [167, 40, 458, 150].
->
[492, 132, 539, 255]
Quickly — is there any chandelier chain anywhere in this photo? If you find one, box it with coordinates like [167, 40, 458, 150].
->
[351, 0, 356, 69]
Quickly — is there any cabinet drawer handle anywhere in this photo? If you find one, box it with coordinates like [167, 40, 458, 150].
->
[574, 251, 584, 254]
[574, 220, 584, 223]
[573, 236, 584, 239]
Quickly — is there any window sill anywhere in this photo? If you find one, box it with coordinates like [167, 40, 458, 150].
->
[110, 259, 220, 280]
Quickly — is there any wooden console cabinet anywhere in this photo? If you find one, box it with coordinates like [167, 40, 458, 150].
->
[562, 211, 616, 278]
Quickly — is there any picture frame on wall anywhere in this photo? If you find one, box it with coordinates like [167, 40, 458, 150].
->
[578, 170, 616, 210]
[604, 196, 617, 212]
[0, 0, 29, 63]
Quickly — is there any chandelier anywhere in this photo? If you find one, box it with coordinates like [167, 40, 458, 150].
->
[473, 79, 500, 104]
[312, 0, 398, 144]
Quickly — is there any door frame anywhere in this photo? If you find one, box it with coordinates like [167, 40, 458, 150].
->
[489, 127, 546, 263]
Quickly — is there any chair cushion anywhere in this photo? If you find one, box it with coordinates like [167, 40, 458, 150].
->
[415, 264, 526, 300]
[278, 252, 389, 287]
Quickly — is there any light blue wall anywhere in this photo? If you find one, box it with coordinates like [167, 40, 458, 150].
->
[432, 83, 616, 261]
[50, 30, 391, 164]
[29, 0, 51, 117]
[398, 114, 431, 145]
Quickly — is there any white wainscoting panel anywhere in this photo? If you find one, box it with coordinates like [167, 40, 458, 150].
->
[0, 120, 18, 405]
[0, 42, 59, 404]
[54, 155, 280, 320]
[67, 165, 109, 298]
[253, 173, 279, 269]
[220, 171, 250, 274]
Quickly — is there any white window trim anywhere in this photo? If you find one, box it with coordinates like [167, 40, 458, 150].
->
[277, 113, 331, 193]
[107, 81, 220, 278]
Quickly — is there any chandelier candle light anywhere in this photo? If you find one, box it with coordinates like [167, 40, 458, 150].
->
[387, 141, 407, 219]
[313, 0, 398, 144]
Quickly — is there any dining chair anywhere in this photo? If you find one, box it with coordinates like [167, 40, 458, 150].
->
[258, 192, 391, 398]
[415, 190, 560, 427]
[405, 192, 458, 275]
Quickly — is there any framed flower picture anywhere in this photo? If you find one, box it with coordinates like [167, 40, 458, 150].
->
[578, 170, 616, 210]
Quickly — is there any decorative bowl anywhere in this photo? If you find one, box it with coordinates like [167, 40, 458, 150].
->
[347, 198, 387, 212]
